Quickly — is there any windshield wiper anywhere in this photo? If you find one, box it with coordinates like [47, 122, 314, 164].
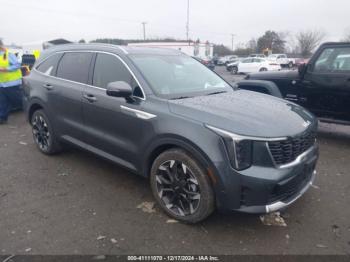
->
[206, 91, 228, 96]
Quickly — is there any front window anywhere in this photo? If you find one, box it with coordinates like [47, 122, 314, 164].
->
[93, 53, 144, 98]
[314, 47, 350, 73]
[129, 54, 230, 98]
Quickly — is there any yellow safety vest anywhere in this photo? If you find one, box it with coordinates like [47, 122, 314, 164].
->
[0, 49, 22, 84]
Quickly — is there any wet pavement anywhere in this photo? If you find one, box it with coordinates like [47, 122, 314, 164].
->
[0, 68, 349, 255]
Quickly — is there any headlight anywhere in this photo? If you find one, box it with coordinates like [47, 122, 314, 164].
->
[206, 125, 252, 170]
[206, 125, 287, 171]
[227, 139, 252, 170]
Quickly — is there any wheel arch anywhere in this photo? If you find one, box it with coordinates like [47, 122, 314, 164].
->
[143, 135, 219, 185]
[27, 99, 46, 123]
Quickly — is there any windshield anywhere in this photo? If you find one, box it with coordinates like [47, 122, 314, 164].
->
[130, 54, 230, 98]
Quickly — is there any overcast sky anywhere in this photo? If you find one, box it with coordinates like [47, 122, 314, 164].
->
[1, 0, 350, 47]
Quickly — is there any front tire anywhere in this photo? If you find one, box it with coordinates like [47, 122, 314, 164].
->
[259, 67, 268, 72]
[150, 149, 215, 223]
[31, 110, 62, 155]
[231, 66, 238, 74]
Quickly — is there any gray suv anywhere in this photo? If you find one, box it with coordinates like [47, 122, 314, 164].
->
[23, 44, 319, 223]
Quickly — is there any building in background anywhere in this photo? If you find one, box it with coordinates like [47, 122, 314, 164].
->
[42, 38, 73, 49]
[128, 41, 214, 59]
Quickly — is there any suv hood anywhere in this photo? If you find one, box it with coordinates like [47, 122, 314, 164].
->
[248, 70, 299, 80]
[168, 90, 316, 138]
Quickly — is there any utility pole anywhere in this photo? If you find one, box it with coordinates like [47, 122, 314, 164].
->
[231, 34, 235, 51]
[142, 22, 147, 41]
[186, 0, 190, 41]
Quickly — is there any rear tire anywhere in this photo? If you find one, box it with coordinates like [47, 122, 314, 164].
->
[259, 67, 268, 72]
[31, 110, 62, 155]
[150, 149, 215, 223]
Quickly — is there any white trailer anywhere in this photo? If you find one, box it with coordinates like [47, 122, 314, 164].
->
[128, 42, 214, 59]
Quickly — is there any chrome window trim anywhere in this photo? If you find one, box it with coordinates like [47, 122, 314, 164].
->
[33, 50, 145, 100]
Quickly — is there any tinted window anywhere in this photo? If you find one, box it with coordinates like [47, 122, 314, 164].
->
[314, 47, 350, 73]
[93, 53, 142, 97]
[57, 52, 93, 83]
[36, 53, 62, 76]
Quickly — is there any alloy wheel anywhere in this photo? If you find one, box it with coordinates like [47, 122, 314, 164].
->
[32, 115, 51, 152]
[155, 160, 201, 217]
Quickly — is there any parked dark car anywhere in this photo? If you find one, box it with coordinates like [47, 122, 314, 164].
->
[192, 56, 215, 70]
[246, 42, 350, 125]
[23, 44, 319, 223]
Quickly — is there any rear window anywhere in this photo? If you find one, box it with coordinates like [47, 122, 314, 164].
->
[36, 53, 62, 76]
[56, 52, 93, 83]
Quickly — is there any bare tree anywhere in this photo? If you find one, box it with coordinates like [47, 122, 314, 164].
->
[246, 38, 257, 53]
[296, 29, 326, 58]
[342, 28, 350, 42]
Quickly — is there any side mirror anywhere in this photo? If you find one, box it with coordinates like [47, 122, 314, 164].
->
[106, 81, 133, 98]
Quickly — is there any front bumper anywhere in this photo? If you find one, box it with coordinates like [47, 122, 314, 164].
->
[238, 170, 316, 214]
[214, 143, 319, 214]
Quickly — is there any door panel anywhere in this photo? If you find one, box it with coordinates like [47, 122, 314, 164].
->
[303, 73, 350, 120]
[53, 52, 93, 140]
[252, 59, 262, 72]
[82, 87, 143, 170]
[302, 47, 350, 121]
[82, 53, 145, 170]
[239, 59, 253, 73]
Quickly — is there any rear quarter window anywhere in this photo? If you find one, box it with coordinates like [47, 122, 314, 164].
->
[36, 53, 62, 76]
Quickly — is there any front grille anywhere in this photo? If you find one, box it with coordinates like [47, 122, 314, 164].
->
[268, 129, 316, 166]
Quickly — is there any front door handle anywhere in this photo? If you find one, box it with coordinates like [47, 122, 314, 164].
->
[43, 83, 53, 90]
[83, 94, 97, 103]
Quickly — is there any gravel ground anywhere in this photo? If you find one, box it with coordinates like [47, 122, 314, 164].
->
[0, 67, 349, 255]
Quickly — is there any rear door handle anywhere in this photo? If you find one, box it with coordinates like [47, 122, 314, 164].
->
[43, 83, 53, 90]
[83, 94, 97, 103]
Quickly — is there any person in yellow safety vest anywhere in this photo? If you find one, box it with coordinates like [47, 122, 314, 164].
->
[0, 39, 23, 124]
[33, 50, 41, 60]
